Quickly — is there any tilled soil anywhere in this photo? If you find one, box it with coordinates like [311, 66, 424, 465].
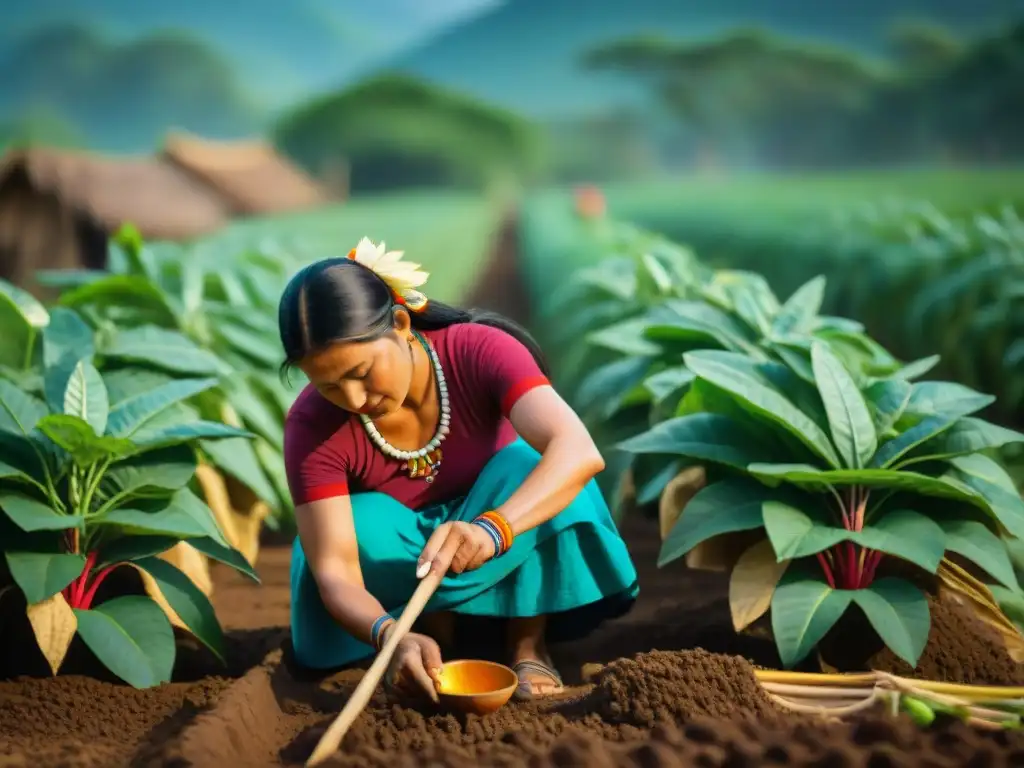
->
[4, 214, 1024, 766]
[5, 515, 1024, 767]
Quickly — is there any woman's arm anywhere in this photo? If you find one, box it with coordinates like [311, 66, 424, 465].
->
[496, 385, 605, 535]
[295, 495, 390, 646]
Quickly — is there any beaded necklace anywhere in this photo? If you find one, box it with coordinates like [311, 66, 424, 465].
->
[358, 330, 449, 482]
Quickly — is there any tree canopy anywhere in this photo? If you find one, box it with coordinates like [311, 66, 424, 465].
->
[273, 73, 543, 192]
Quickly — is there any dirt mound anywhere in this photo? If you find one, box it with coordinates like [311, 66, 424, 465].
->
[313, 712, 1024, 768]
[581, 649, 780, 727]
[0, 674, 229, 767]
[283, 648, 783, 766]
[869, 595, 1024, 685]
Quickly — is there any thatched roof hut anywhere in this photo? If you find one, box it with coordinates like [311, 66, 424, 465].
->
[0, 147, 232, 292]
[162, 131, 330, 216]
[0, 135, 332, 294]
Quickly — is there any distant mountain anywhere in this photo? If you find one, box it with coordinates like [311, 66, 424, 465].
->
[0, 24, 261, 152]
[375, 0, 1024, 117]
[0, 0, 501, 112]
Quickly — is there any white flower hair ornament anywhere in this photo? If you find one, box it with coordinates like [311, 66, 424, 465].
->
[347, 237, 430, 312]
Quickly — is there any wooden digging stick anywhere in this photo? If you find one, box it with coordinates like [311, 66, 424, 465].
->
[305, 567, 445, 767]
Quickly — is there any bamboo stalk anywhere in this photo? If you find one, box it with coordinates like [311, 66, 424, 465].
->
[767, 691, 882, 716]
[754, 670, 877, 686]
[760, 682, 876, 699]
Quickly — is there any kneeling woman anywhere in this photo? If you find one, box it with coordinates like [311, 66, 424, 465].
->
[278, 238, 638, 701]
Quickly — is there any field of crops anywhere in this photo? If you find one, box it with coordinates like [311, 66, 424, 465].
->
[527, 172, 1024, 432]
[517, 191, 1024, 686]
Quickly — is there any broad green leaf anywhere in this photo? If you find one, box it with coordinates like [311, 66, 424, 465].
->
[587, 317, 662, 356]
[213, 322, 282, 369]
[36, 415, 133, 466]
[73, 596, 175, 688]
[944, 454, 1024, 539]
[254, 437, 289, 509]
[131, 420, 254, 451]
[0, 363, 43, 394]
[0, 492, 79, 532]
[102, 326, 225, 376]
[103, 445, 197, 496]
[894, 355, 940, 381]
[850, 579, 930, 667]
[201, 437, 280, 507]
[616, 412, 780, 470]
[95, 488, 228, 545]
[769, 343, 816, 384]
[42, 307, 95, 369]
[870, 416, 956, 469]
[34, 269, 106, 289]
[58, 274, 176, 322]
[5, 551, 86, 604]
[0, 278, 48, 369]
[863, 379, 911, 436]
[0, 379, 48, 435]
[230, 378, 286, 448]
[0, 455, 32, 483]
[747, 463, 989, 510]
[658, 479, 773, 566]
[772, 275, 825, 336]
[0, 277, 49, 327]
[771, 567, 852, 668]
[810, 341, 876, 469]
[900, 418, 1024, 467]
[106, 377, 219, 437]
[762, 504, 945, 573]
[96, 535, 181, 569]
[934, 515, 1018, 589]
[644, 300, 753, 352]
[643, 367, 694, 404]
[103, 367, 176, 408]
[135, 556, 225, 661]
[904, 381, 995, 421]
[684, 350, 841, 468]
[62, 360, 109, 435]
[188, 535, 260, 582]
[576, 357, 654, 419]
[635, 458, 684, 505]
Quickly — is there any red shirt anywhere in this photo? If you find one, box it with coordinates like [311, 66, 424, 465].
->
[283, 323, 549, 509]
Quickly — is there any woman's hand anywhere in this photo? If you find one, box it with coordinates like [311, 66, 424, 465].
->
[383, 630, 443, 703]
[418, 521, 496, 577]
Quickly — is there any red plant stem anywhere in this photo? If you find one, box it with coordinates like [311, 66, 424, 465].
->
[845, 541, 858, 588]
[69, 551, 99, 608]
[816, 552, 836, 588]
[80, 564, 119, 610]
[863, 550, 884, 585]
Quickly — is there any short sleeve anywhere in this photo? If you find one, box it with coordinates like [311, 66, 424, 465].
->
[283, 411, 350, 505]
[454, 323, 550, 417]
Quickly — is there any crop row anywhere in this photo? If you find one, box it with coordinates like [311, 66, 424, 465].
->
[610, 192, 1024, 431]
[519, 199, 1024, 674]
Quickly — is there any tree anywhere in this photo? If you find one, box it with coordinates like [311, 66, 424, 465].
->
[581, 28, 886, 169]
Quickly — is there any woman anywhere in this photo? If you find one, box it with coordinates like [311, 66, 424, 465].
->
[278, 238, 638, 701]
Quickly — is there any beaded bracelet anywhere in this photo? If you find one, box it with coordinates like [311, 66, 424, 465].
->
[370, 613, 394, 651]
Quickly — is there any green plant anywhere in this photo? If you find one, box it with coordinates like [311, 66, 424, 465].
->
[541, 213, 916, 518]
[29, 225, 302, 529]
[618, 342, 1024, 668]
[521, 204, 1024, 670]
[0, 281, 259, 688]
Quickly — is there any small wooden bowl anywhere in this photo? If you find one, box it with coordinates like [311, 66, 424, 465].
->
[434, 659, 519, 715]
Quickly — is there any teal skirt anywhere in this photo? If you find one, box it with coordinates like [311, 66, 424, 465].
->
[289, 438, 639, 669]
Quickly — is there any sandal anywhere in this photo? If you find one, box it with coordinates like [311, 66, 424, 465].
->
[512, 658, 564, 700]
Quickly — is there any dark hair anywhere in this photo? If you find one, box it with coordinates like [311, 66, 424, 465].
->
[278, 257, 550, 380]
